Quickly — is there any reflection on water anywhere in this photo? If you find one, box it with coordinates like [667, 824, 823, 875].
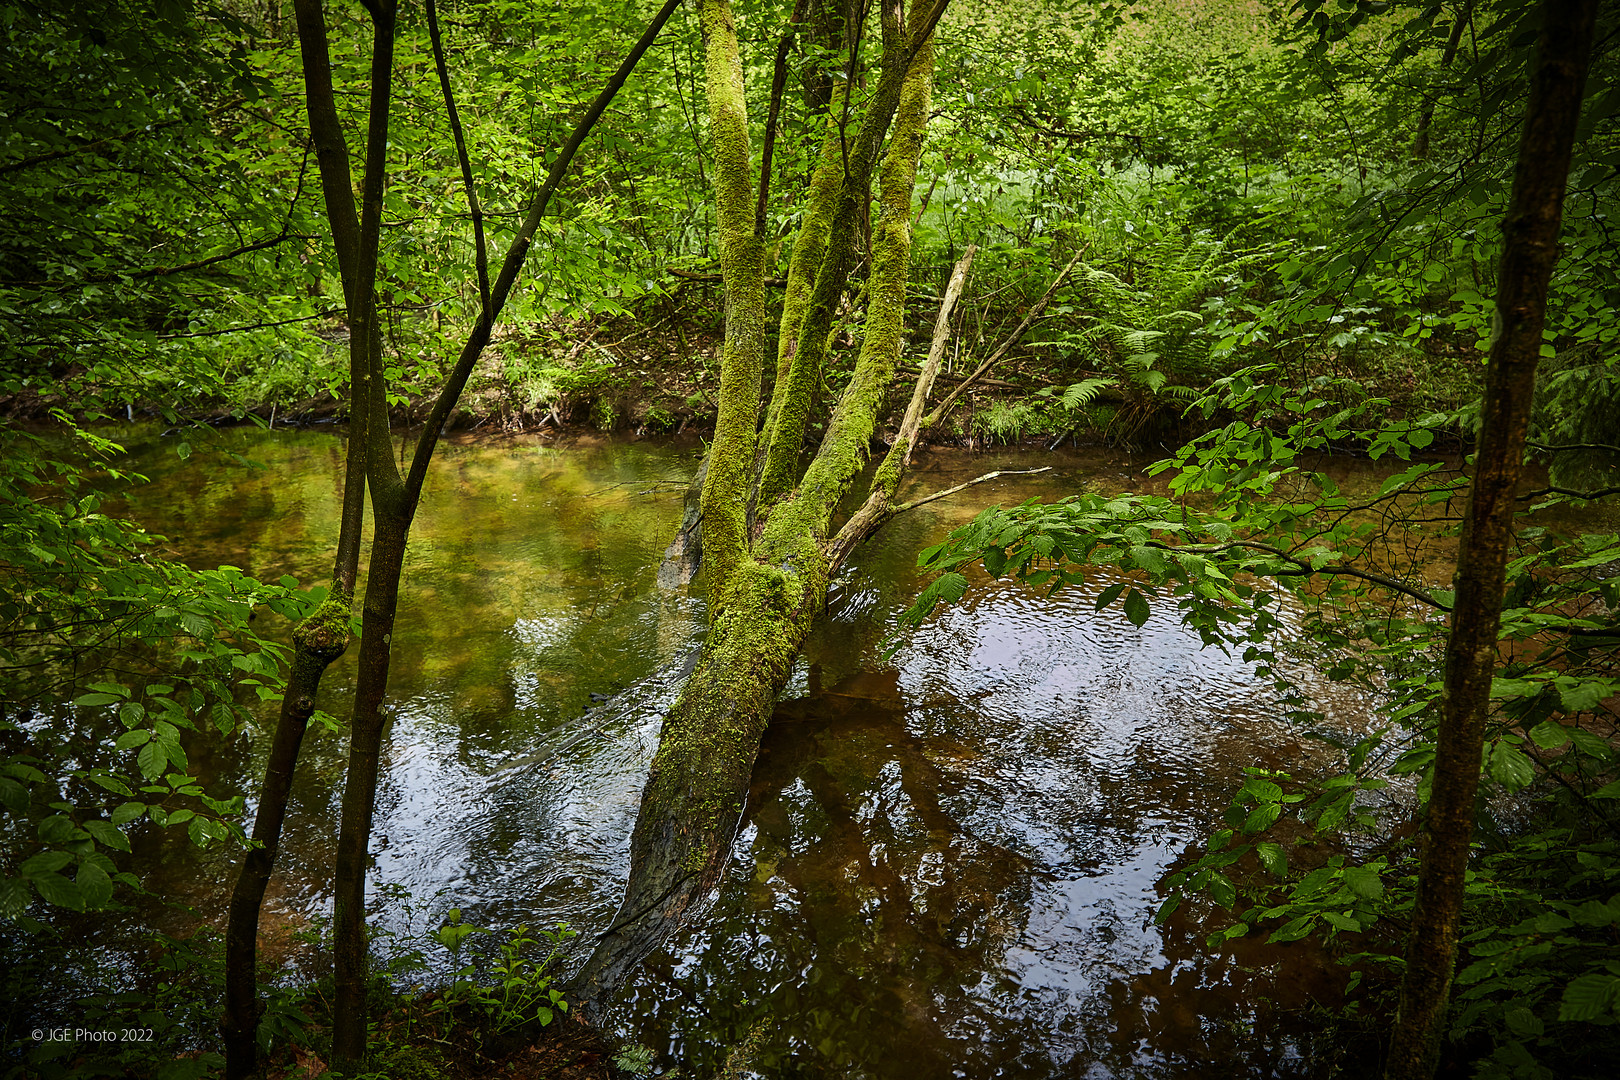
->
[107, 428, 1369, 1077]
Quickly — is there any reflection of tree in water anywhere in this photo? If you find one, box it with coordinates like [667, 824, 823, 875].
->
[625, 670, 1037, 1078]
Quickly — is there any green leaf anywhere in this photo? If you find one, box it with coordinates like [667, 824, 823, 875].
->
[1558, 974, 1620, 1021]
[30, 872, 83, 910]
[116, 729, 153, 751]
[38, 815, 83, 844]
[137, 741, 166, 781]
[1488, 743, 1536, 792]
[1567, 728, 1613, 760]
[1256, 842, 1287, 878]
[1504, 1006, 1544, 1038]
[1321, 911, 1362, 933]
[0, 876, 31, 919]
[19, 851, 73, 876]
[1571, 900, 1617, 928]
[1122, 588, 1150, 627]
[1243, 802, 1282, 834]
[76, 862, 113, 909]
[83, 820, 131, 853]
[1094, 583, 1126, 611]
[1528, 720, 1570, 749]
[1342, 865, 1384, 900]
[1269, 915, 1315, 943]
[1557, 678, 1612, 713]
[110, 801, 146, 827]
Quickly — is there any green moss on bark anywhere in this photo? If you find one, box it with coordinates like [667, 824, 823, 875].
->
[697, 0, 767, 608]
[759, 92, 846, 450]
[291, 594, 351, 661]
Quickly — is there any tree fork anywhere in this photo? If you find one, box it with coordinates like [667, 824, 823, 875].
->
[1383, 2, 1597, 1076]
[574, 3, 944, 1003]
[221, 2, 382, 1074]
[754, 0, 949, 508]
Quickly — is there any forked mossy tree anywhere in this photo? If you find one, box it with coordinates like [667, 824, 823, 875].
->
[575, 0, 1063, 997]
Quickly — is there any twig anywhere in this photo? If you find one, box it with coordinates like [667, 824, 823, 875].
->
[1527, 441, 1620, 455]
[1519, 484, 1620, 501]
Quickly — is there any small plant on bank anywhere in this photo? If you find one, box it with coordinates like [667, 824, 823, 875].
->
[424, 909, 574, 1036]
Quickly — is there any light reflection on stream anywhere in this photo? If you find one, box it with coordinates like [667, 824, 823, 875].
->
[110, 427, 1378, 1077]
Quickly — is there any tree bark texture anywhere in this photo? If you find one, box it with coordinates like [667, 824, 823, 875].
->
[1384, 2, 1597, 1077]
[754, 0, 949, 508]
[222, 2, 381, 1073]
[695, 0, 768, 608]
[574, 3, 944, 1004]
[327, 0, 683, 1066]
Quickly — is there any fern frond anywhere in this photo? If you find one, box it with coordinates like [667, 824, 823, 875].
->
[1057, 377, 1113, 410]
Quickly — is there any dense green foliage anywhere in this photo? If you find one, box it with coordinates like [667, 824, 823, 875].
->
[4, 0, 1620, 1075]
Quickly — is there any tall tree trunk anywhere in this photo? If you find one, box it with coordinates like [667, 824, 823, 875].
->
[573, 2, 946, 1001]
[694, 0, 768, 608]
[224, 1, 683, 1073]
[221, 0, 381, 1073]
[754, 0, 947, 508]
[1383, 2, 1597, 1076]
[325, 0, 685, 1060]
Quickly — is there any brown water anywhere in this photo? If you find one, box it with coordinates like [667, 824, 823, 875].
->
[107, 426, 1379, 1077]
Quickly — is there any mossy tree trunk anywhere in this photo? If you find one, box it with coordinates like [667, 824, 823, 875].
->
[575, 0, 952, 1000]
[1383, 2, 1597, 1077]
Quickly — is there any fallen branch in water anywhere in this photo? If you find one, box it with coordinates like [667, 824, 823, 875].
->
[893, 465, 1055, 513]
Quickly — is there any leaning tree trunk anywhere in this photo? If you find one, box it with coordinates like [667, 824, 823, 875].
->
[1383, 2, 1597, 1077]
[573, 0, 948, 999]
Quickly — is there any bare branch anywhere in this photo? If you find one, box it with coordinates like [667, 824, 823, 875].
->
[892, 466, 1054, 513]
[900, 245, 976, 465]
[923, 248, 1083, 429]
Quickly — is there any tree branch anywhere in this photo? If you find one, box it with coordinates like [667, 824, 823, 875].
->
[892, 466, 1054, 513]
[922, 248, 1083, 429]
[757, 0, 810, 236]
[404, 0, 684, 511]
[425, 0, 489, 314]
[1519, 484, 1620, 501]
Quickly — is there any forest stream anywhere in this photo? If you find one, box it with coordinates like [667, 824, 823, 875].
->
[84, 426, 1405, 1078]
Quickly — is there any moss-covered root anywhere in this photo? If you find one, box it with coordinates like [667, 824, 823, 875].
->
[570, 555, 826, 1002]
